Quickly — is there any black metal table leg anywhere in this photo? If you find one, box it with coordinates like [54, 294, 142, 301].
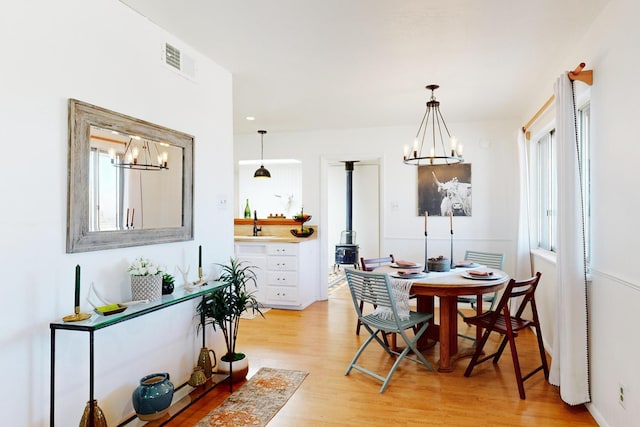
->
[50, 328, 55, 427]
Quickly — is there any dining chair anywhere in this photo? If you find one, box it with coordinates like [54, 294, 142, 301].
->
[457, 250, 505, 342]
[344, 269, 434, 392]
[356, 255, 395, 337]
[463, 272, 549, 399]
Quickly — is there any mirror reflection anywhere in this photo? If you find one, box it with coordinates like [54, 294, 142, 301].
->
[67, 99, 193, 253]
[89, 126, 183, 231]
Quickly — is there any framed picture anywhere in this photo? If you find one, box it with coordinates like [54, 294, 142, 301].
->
[418, 163, 472, 217]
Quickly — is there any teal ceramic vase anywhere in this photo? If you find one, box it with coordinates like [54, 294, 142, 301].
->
[132, 372, 174, 421]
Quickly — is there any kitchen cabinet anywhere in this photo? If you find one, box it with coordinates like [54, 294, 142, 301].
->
[234, 239, 319, 309]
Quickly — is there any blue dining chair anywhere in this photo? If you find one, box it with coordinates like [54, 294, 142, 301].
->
[457, 250, 505, 342]
[344, 269, 434, 392]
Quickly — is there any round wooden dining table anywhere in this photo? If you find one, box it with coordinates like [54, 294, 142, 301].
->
[376, 265, 509, 372]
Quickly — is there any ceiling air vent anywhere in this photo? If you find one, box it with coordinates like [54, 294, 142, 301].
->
[162, 42, 196, 81]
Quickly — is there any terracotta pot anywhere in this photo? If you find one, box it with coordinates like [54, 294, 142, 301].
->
[217, 354, 249, 383]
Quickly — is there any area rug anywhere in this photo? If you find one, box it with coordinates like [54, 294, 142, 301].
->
[195, 367, 308, 426]
[328, 269, 346, 294]
[240, 307, 271, 320]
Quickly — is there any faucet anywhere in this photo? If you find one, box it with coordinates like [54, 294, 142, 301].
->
[253, 210, 262, 236]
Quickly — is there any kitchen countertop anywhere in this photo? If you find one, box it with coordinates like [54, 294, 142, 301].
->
[234, 234, 317, 243]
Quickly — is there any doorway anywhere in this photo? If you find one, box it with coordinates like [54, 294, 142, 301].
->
[326, 159, 381, 276]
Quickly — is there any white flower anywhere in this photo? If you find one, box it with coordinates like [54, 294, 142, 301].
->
[128, 257, 163, 276]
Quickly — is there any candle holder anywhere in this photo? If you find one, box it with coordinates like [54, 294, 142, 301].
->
[62, 307, 91, 322]
[423, 231, 430, 273]
[192, 267, 207, 287]
[449, 229, 455, 269]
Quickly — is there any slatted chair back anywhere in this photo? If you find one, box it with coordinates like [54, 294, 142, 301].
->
[360, 254, 395, 271]
[346, 269, 395, 318]
[356, 254, 396, 338]
[463, 250, 505, 269]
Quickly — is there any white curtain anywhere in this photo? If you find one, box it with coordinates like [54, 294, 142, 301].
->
[515, 129, 533, 279]
[549, 73, 590, 405]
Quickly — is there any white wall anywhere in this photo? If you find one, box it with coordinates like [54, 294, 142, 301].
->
[0, 1, 233, 425]
[235, 120, 521, 302]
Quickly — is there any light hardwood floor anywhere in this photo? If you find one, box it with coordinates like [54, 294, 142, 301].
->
[168, 284, 596, 426]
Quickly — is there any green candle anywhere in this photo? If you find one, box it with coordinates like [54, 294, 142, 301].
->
[198, 245, 202, 268]
[74, 265, 81, 308]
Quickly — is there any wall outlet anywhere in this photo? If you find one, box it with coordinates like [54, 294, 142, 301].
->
[618, 382, 626, 409]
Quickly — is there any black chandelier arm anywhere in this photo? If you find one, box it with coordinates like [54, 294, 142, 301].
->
[403, 155, 463, 166]
[113, 163, 169, 171]
[404, 84, 463, 166]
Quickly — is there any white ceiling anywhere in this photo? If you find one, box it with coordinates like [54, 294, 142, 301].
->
[119, 0, 608, 134]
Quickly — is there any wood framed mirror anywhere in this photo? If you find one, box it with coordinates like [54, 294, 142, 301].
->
[67, 99, 194, 253]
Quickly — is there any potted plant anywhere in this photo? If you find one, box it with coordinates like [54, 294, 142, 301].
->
[196, 257, 263, 382]
[129, 257, 164, 301]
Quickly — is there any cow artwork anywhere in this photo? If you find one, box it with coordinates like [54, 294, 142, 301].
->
[418, 163, 472, 217]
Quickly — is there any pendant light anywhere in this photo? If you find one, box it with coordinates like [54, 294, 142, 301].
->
[254, 130, 271, 178]
[403, 84, 464, 165]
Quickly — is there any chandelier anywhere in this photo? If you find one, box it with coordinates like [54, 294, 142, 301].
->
[403, 84, 464, 165]
[254, 130, 271, 178]
[111, 137, 169, 171]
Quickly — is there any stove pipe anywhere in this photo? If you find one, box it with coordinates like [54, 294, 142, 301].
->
[344, 161, 357, 244]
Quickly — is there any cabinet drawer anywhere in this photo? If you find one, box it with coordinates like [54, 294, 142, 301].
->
[235, 243, 267, 256]
[267, 256, 298, 271]
[266, 286, 298, 303]
[267, 244, 298, 256]
[267, 271, 298, 286]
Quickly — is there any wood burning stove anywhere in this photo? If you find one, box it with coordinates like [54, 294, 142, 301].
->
[334, 161, 359, 269]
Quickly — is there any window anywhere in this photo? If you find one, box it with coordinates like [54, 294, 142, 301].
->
[89, 147, 124, 231]
[537, 130, 556, 251]
[534, 103, 591, 264]
[578, 104, 591, 268]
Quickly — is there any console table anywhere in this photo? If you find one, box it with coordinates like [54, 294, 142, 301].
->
[50, 282, 228, 426]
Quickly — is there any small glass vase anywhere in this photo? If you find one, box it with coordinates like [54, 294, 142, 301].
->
[79, 400, 108, 427]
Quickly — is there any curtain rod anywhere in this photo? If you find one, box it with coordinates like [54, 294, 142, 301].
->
[522, 62, 593, 139]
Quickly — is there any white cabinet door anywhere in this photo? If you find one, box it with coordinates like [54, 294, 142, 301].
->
[235, 243, 267, 304]
[235, 240, 319, 310]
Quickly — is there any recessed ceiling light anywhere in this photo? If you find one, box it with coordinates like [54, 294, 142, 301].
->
[245, 116, 255, 121]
